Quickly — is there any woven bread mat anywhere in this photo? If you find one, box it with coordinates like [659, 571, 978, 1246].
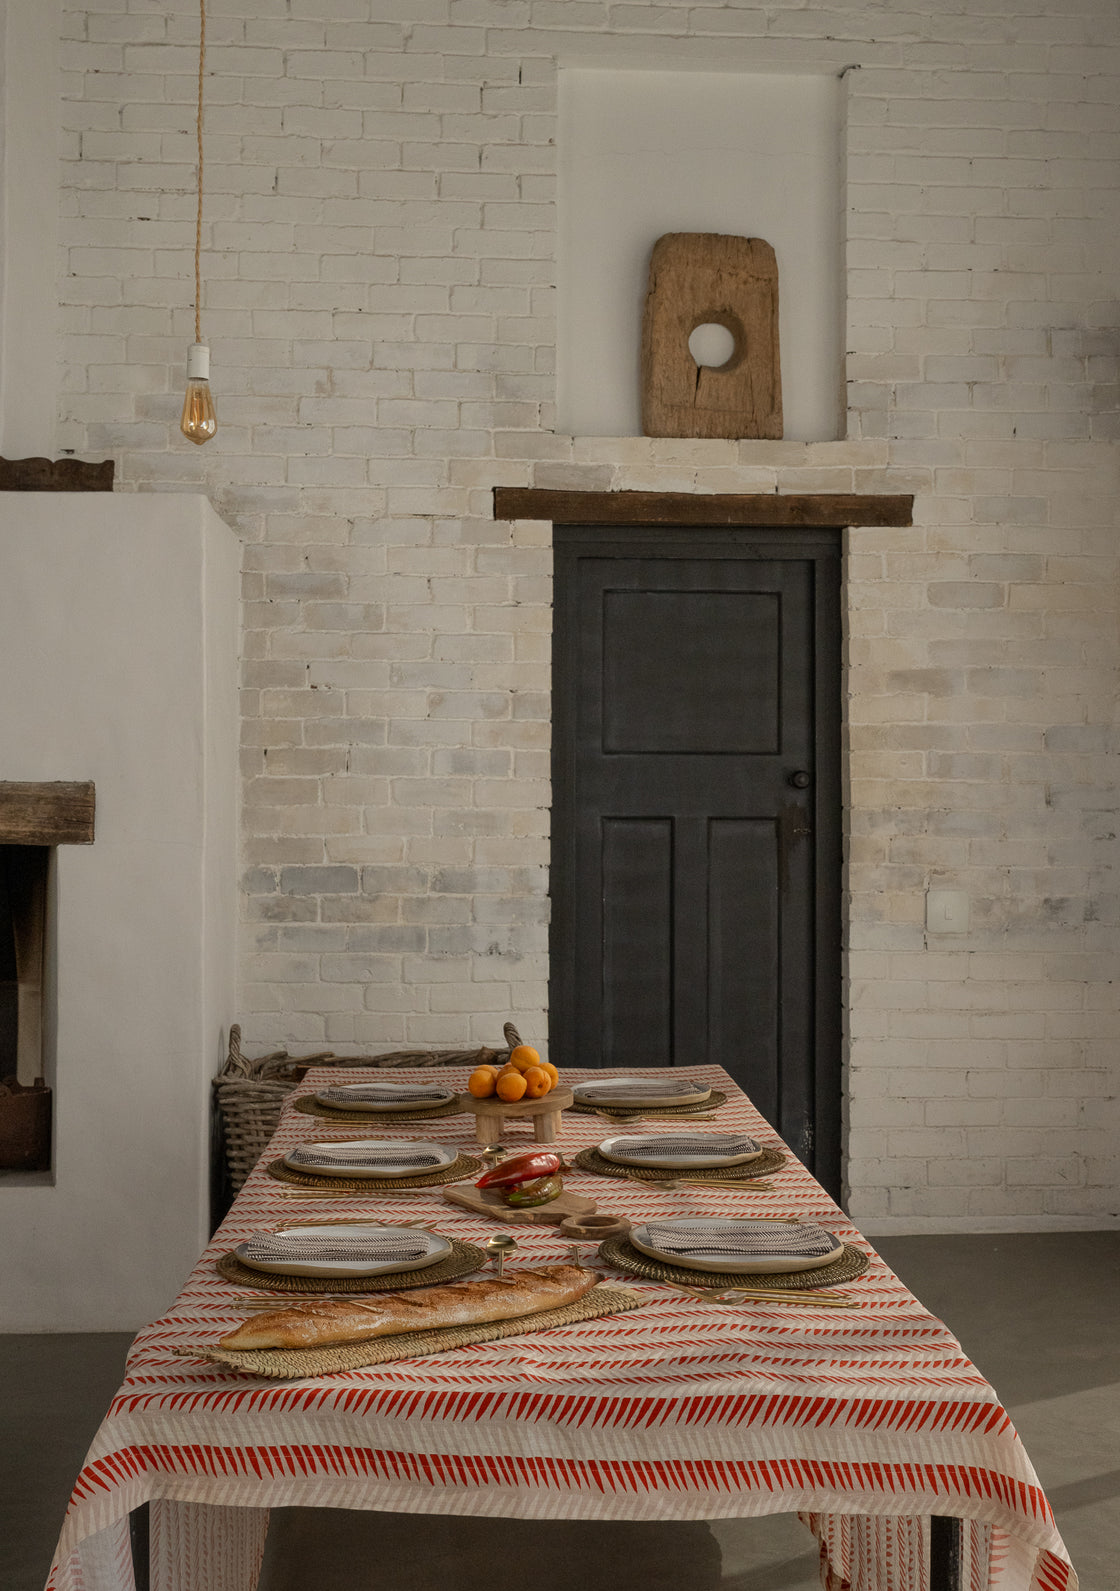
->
[293, 1094, 465, 1125]
[598, 1233, 869, 1291]
[573, 1144, 786, 1182]
[215, 1236, 486, 1294]
[569, 1090, 727, 1118]
[174, 1283, 644, 1379]
[266, 1152, 482, 1191]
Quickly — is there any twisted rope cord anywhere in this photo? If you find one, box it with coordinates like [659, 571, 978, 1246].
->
[193, 0, 206, 344]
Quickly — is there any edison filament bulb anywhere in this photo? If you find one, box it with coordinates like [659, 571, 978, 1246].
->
[180, 342, 217, 445]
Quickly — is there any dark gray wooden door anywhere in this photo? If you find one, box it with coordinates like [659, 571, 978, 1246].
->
[550, 526, 841, 1195]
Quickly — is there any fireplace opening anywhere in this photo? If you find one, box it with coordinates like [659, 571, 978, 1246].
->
[0, 846, 52, 1172]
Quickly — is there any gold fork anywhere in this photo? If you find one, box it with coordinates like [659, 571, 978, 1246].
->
[270, 1188, 430, 1199]
[269, 1217, 439, 1232]
[596, 1111, 717, 1123]
[666, 1282, 856, 1309]
[653, 1176, 773, 1192]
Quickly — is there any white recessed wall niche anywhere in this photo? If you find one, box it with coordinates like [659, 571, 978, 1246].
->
[558, 68, 844, 442]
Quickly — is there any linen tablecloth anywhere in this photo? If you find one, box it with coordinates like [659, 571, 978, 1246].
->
[46, 1065, 1076, 1591]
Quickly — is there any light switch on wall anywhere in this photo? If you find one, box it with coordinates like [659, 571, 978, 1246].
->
[926, 889, 970, 935]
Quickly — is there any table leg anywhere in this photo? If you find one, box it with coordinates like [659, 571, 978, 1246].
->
[533, 1108, 560, 1143]
[130, 1505, 150, 1591]
[150, 1500, 269, 1591]
[929, 1515, 961, 1591]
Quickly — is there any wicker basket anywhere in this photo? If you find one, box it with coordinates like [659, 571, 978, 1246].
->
[214, 1022, 523, 1192]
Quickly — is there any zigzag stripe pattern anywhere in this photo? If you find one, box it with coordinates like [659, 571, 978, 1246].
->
[69, 1440, 1060, 1519]
[46, 1064, 1078, 1591]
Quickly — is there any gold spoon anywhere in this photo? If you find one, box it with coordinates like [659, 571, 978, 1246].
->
[484, 1232, 518, 1279]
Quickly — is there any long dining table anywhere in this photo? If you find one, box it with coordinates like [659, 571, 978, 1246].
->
[46, 1064, 1076, 1591]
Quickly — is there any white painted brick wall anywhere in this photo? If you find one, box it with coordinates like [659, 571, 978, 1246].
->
[55, 0, 1120, 1229]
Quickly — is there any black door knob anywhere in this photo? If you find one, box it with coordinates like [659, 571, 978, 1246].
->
[789, 770, 811, 789]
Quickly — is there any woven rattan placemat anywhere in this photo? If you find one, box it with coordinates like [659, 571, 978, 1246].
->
[293, 1094, 465, 1126]
[175, 1282, 645, 1379]
[215, 1236, 487, 1294]
[266, 1152, 482, 1192]
[572, 1144, 786, 1182]
[569, 1090, 727, 1119]
[598, 1232, 869, 1291]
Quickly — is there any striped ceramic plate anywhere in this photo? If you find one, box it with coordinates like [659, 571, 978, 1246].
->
[597, 1132, 763, 1170]
[631, 1218, 843, 1275]
[315, 1081, 456, 1112]
[572, 1077, 712, 1108]
[283, 1139, 458, 1179]
[236, 1224, 452, 1279]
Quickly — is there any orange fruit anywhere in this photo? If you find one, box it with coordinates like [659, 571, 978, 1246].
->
[508, 1044, 541, 1073]
[495, 1070, 527, 1102]
[468, 1066, 498, 1098]
[522, 1065, 550, 1099]
[540, 1061, 559, 1089]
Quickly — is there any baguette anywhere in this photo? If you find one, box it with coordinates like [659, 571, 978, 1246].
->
[220, 1264, 595, 1351]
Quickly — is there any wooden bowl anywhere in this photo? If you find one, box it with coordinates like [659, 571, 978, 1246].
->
[558, 1212, 631, 1241]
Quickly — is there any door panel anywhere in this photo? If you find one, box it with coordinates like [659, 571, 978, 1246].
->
[707, 817, 780, 1109]
[601, 589, 781, 753]
[601, 817, 673, 1067]
[551, 526, 842, 1195]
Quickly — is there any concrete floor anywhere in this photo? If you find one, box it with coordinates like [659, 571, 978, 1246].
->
[5, 1234, 1117, 1591]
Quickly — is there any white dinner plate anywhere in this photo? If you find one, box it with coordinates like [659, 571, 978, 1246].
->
[630, 1218, 843, 1275]
[314, 1080, 457, 1113]
[235, 1223, 452, 1280]
[597, 1132, 763, 1170]
[283, 1139, 458, 1179]
[572, 1077, 712, 1108]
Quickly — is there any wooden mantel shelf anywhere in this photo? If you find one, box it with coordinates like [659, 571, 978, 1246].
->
[0, 783, 96, 845]
[492, 488, 913, 528]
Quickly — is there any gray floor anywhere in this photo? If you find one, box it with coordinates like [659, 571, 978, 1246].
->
[5, 1234, 1117, 1591]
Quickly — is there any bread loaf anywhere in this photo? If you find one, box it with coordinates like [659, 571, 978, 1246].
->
[220, 1263, 595, 1351]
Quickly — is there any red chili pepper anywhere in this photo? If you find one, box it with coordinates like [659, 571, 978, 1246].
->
[476, 1150, 561, 1190]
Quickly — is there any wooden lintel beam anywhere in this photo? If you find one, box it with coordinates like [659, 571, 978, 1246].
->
[0, 456, 114, 491]
[0, 783, 96, 845]
[493, 488, 913, 528]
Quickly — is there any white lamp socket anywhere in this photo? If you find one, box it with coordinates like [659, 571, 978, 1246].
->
[186, 342, 210, 380]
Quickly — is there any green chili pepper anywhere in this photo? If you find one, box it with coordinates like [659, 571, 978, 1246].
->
[503, 1173, 563, 1208]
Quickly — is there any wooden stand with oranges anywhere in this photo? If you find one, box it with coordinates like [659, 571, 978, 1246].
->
[459, 1044, 574, 1145]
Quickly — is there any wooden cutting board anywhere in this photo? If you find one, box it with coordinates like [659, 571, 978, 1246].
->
[441, 1182, 596, 1226]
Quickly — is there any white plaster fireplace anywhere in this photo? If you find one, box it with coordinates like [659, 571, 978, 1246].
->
[0, 493, 239, 1330]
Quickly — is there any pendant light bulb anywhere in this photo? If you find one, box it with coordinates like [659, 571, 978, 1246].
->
[180, 342, 216, 445]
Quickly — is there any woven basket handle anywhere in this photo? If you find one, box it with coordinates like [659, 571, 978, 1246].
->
[222, 1025, 252, 1080]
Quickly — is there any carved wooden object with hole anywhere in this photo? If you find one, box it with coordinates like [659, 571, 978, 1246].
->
[641, 233, 782, 440]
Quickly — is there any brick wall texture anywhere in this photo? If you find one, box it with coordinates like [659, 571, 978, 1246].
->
[56, 0, 1119, 1229]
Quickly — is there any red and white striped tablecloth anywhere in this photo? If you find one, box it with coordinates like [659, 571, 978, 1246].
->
[47, 1066, 1076, 1591]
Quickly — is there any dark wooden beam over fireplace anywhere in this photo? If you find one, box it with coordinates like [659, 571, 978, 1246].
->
[0, 783, 96, 846]
[493, 488, 914, 528]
